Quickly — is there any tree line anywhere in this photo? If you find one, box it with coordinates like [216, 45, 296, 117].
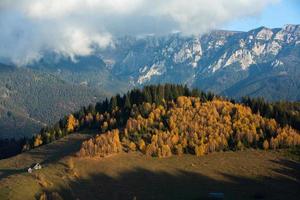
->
[241, 97, 300, 131]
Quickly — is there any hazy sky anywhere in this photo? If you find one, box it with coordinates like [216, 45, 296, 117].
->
[0, 0, 299, 66]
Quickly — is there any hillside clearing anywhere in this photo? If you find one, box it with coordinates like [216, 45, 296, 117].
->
[0, 133, 299, 200]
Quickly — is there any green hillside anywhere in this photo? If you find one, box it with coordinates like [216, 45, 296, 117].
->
[0, 107, 43, 138]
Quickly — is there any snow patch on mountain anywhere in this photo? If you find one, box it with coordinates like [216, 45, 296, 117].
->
[173, 38, 202, 68]
[267, 41, 281, 55]
[225, 49, 255, 69]
[256, 28, 273, 40]
[272, 59, 284, 67]
[252, 42, 266, 56]
[239, 39, 246, 48]
[275, 25, 300, 43]
[208, 39, 226, 49]
[209, 52, 227, 73]
[139, 66, 148, 73]
[173, 48, 192, 63]
[274, 31, 285, 41]
[215, 39, 226, 48]
[137, 62, 166, 84]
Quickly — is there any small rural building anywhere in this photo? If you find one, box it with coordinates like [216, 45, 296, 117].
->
[33, 163, 42, 170]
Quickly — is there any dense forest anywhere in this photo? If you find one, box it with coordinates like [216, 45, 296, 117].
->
[0, 84, 299, 159]
[78, 97, 300, 158]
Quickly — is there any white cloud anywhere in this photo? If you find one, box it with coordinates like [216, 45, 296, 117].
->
[151, 0, 280, 34]
[0, 0, 279, 66]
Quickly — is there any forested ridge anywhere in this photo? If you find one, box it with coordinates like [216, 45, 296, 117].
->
[0, 84, 299, 159]
[78, 97, 300, 158]
[0, 65, 107, 139]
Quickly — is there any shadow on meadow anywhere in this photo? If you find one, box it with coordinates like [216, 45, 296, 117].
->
[0, 134, 91, 180]
[51, 158, 300, 200]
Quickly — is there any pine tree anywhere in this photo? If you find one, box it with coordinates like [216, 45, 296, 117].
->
[109, 96, 118, 112]
[124, 94, 131, 110]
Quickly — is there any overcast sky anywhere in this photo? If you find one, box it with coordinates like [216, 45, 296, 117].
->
[0, 0, 299, 66]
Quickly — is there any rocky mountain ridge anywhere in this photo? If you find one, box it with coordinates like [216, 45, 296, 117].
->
[2, 25, 300, 101]
[101, 24, 300, 100]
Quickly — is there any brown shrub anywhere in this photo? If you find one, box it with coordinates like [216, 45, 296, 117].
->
[78, 129, 122, 157]
[129, 142, 137, 151]
[145, 143, 158, 157]
[174, 144, 184, 155]
[263, 140, 269, 150]
[67, 157, 74, 170]
[158, 144, 172, 158]
[138, 139, 146, 153]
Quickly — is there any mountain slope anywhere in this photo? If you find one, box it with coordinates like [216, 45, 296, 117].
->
[28, 53, 130, 94]
[3, 25, 299, 101]
[101, 25, 300, 100]
[0, 106, 43, 138]
[0, 64, 106, 138]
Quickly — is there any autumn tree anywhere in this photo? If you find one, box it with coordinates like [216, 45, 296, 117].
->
[67, 114, 78, 133]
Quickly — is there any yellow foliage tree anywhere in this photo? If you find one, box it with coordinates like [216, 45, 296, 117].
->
[34, 134, 43, 147]
[67, 114, 78, 133]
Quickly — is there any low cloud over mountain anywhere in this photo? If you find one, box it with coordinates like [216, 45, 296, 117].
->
[0, 0, 278, 65]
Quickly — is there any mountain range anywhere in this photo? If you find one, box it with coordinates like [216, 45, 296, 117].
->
[32, 24, 300, 99]
[109, 24, 300, 100]
[0, 24, 299, 138]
